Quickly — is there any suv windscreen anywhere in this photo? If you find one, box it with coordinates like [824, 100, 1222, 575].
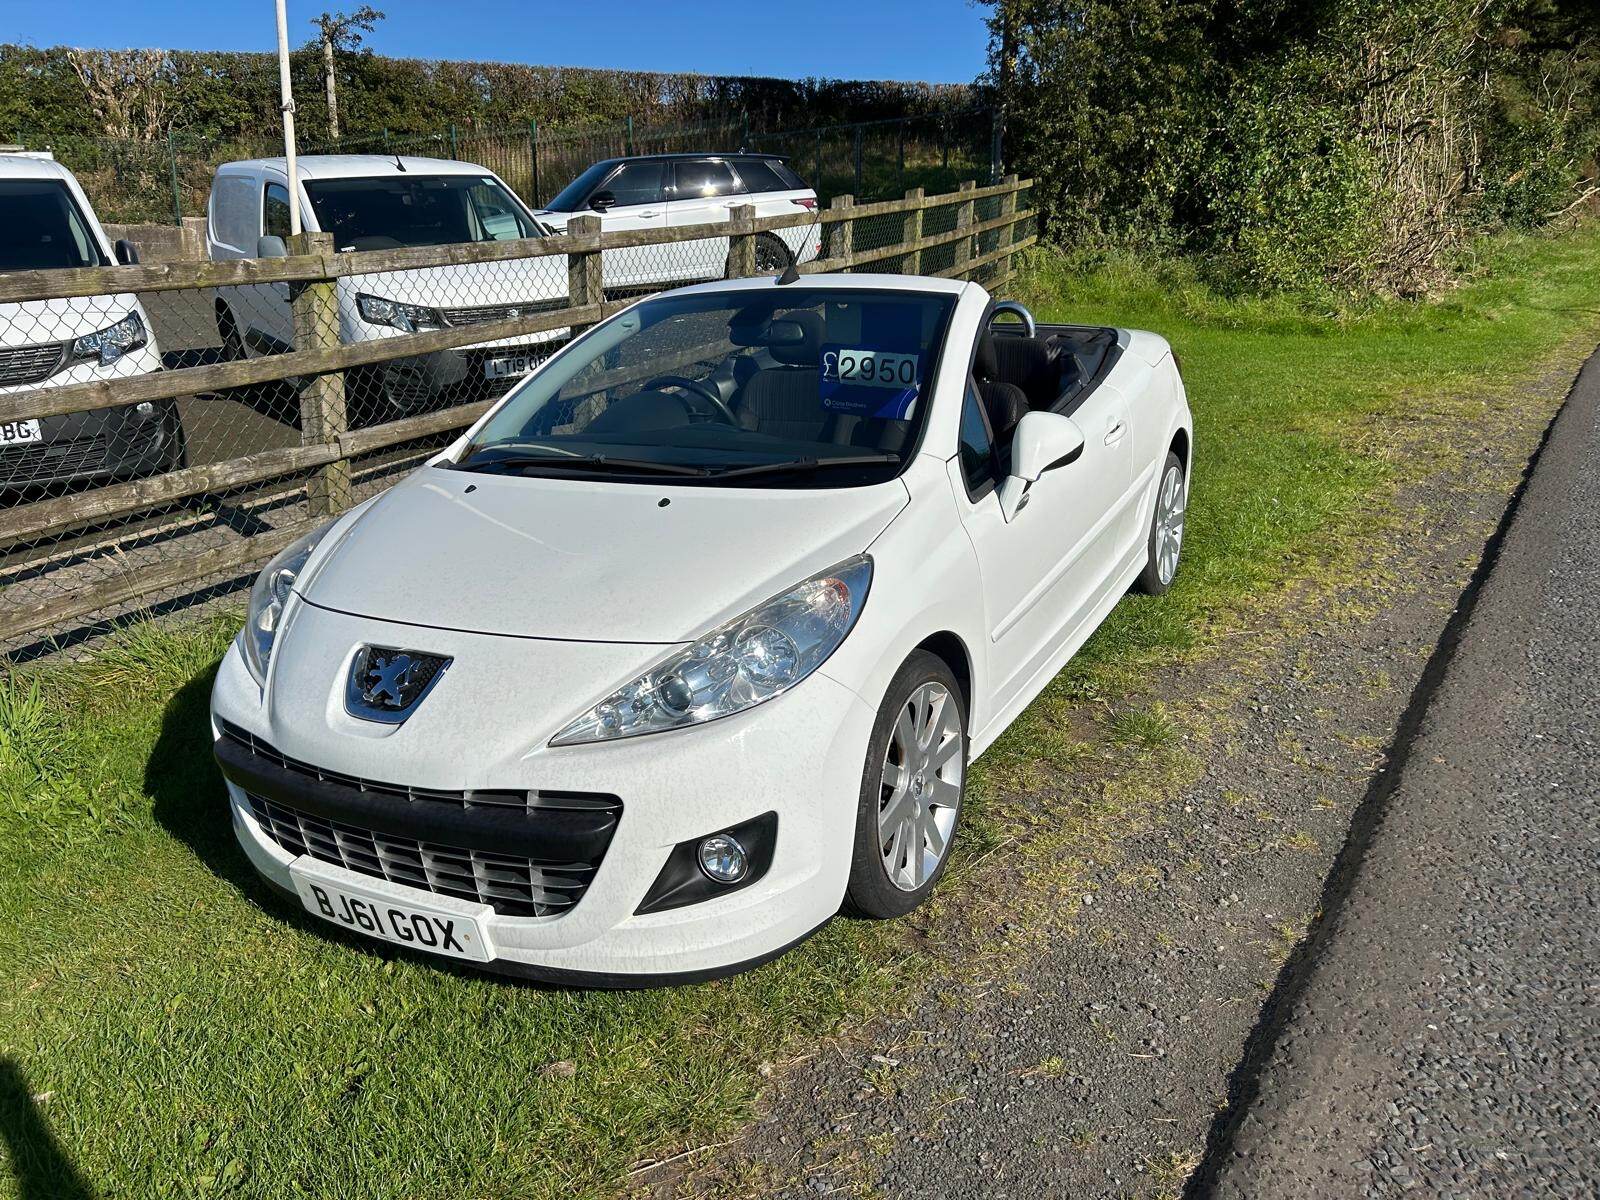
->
[545, 162, 614, 212]
[303, 175, 540, 249]
[0, 179, 106, 269]
[459, 287, 956, 488]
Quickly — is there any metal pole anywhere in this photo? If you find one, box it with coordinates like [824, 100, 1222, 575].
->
[166, 128, 182, 225]
[990, 107, 1003, 183]
[529, 119, 540, 205]
[625, 114, 634, 157]
[852, 125, 863, 197]
[449, 122, 459, 159]
[274, 0, 301, 236]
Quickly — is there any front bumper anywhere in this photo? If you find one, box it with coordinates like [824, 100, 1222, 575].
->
[210, 624, 876, 984]
[0, 399, 181, 493]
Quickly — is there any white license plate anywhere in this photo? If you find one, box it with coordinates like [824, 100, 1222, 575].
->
[484, 354, 535, 380]
[290, 862, 494, 962]
[0, 419, 42, 446]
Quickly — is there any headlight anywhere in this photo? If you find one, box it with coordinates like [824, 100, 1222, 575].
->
[551, 556, 873, 746]
[356, 293, 442, 332]
[241, 524, 334, 684]
[70, 312, 147, 365]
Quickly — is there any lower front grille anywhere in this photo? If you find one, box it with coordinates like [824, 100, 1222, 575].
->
[246, 792, 597, 919]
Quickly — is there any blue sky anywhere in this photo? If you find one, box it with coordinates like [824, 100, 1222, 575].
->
[4, 0, 992, 85]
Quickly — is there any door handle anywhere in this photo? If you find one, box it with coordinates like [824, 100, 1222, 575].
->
[638, 211, 659, 218]
[1104, 420, 1126, 446]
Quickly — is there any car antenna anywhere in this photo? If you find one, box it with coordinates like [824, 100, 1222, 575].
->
[393, 152, 406, 173]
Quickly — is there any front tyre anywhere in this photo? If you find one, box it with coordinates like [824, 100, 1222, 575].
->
[843, 650, 968, 919]
[1134, 451, 1186, 595]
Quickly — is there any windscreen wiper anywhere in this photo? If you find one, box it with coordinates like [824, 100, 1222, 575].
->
[458, 453, 712, 477]
[711, 453, 901, 480]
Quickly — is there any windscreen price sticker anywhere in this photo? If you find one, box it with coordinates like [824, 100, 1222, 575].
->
[826, 348, 918, 389]
[819, 346, 921, 419]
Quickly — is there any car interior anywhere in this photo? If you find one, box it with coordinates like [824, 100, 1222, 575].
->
[972, 304, 1123, 445]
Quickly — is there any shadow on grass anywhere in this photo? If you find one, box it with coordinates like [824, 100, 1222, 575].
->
[0, 1060, 94, 1200]
[144, 667, 265, 905]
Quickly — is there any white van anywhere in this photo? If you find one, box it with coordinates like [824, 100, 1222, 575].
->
[536, 153, 822, 290]
[207, 156, 569, 423]
[1, 150, 184, 495]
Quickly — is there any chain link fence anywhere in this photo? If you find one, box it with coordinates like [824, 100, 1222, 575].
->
[0, 178, 1033, 658]
[12, 109, 1000, 226]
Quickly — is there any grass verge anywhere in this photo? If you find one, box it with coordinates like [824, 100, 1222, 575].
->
[4, 225, 1600, 1200]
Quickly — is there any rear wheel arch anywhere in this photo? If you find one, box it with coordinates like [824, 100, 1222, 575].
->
[1169, 426, 1191, 474]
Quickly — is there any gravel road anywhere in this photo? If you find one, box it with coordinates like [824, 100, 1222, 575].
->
[1200, 354, 1600, 1196]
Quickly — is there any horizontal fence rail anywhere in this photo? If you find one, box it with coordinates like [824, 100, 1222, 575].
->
[0, 177, 1033, 653]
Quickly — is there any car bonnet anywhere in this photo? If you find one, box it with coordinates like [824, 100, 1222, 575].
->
[300, 466, 909, 643]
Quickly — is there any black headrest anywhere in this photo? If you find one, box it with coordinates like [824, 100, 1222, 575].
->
[991, 336, 1057, 405]
[729, 308, 823, 367]
[979, 380, 1029, 440]
[974, 329, 998, 379]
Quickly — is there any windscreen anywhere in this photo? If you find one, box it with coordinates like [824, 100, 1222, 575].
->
[544, 162, 614, 213]
[0, 180, 106, 269]
[459, 287, 956, 488]
[303, 175, 540, 250]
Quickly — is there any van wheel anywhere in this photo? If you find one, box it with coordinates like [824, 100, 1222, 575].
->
[843, 650, 968, 919]
[215, 304, 245, 362]
[754, 234, 791, 274]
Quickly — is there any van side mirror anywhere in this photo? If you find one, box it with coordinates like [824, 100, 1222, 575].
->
[113, 238, 140, 266]
[589, 190, 617, 213]
[997, 411, 1086, 521]
[256, 234, 289, 259]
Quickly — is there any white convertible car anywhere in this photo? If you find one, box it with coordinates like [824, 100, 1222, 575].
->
[210, 272, 1192, 985]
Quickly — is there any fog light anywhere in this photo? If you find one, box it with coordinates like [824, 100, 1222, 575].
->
[697, 834, 747, 884]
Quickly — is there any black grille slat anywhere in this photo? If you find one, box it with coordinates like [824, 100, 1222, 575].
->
[440, 299, 566, 328]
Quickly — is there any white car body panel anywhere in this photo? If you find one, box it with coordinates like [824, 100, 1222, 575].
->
[211, 272, 1193, 982]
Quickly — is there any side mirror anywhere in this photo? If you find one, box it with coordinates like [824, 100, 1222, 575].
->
[589, 190, 617, 213]
[113, 238, 140, 266]
[997, 411, 1085, 521]
[256, 234, 288, 259]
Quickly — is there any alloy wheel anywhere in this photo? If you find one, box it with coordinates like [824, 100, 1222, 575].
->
[1154, 464, 1186, 586]
[877, 681, 963, 891]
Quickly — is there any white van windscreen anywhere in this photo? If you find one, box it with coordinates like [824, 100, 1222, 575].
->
[303, 176, 540, 251]
[0, 180, 106, 270]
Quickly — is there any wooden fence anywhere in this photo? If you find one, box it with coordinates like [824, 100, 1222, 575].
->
[0, 176, 1034, 649]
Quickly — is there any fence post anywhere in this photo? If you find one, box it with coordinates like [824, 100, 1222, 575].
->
[827, 193, 854, 266]
[996, 174, 1019, 288]
[953, 180, 976, 280]
[852, 126, 864, 197]
[726, 204, 757, 278]
[901, 187, 925, 276]
[166, 129, 182, 225]
[528, 119, 540, 205]
[566, 214, 604, 337]
[288, 231, 352, 516]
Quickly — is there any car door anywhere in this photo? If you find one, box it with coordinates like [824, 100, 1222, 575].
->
[251, 178, 300, 354]
[667, 159, 740, 281]
[949, 375, 1134, 718]
[589, 160, 668, 289]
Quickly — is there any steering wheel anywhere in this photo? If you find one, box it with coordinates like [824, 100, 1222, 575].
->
[990, 300, 1037, 339]
[640, 374, 738, 425]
